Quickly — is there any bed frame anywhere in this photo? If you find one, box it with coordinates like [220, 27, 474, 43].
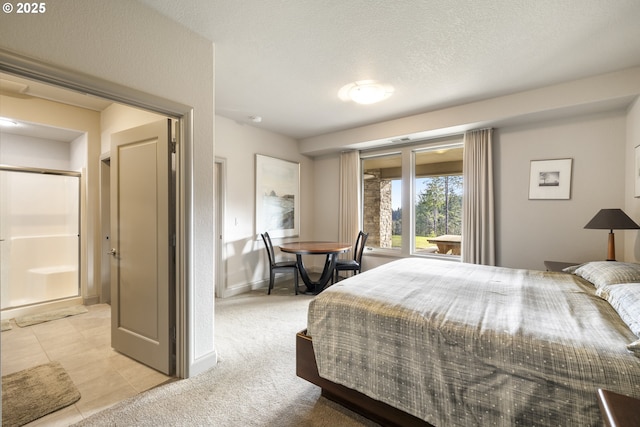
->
[296, 330, 433, 427]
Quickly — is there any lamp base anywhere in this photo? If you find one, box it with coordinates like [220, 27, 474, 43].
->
[607, 231, 616, 262]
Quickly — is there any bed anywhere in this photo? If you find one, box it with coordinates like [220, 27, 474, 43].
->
[297, 258, 640, 426]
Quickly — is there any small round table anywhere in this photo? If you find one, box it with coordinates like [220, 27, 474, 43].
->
[279, 241, 352, 294]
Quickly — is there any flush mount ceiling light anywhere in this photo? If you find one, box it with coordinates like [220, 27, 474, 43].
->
[338, 80, 394, 105]
[0, 117, 19, 127]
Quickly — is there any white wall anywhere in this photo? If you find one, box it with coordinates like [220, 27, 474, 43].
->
[215, 116, 315, 296]
[0, 0, 215, 377]
[0, 133, 71, 170]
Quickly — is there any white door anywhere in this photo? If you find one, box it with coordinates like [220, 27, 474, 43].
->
[110, 119, 174, 375]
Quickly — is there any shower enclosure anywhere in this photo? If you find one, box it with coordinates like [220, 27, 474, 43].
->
[0, 166, 80, 311]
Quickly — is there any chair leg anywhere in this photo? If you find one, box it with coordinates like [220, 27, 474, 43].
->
[294, 270, 299, 295]
[268, 271, 275, 295]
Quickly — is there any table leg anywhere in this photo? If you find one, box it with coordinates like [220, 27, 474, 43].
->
[295, 253, 338, 295]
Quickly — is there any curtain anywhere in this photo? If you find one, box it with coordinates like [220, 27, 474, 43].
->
[338, 150, 361, 257]
[462, 128, 495, 265]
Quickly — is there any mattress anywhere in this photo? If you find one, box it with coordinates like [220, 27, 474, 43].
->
[306, 258, 640, 426]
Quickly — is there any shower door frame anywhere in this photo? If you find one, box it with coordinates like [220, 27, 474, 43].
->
[0, 165, 82, 310]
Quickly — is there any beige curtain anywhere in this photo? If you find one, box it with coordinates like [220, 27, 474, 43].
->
[338, 151, 361, 254]
[462, 129, 495, 265]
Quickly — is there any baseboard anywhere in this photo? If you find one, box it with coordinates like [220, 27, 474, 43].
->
[187, 349, 218, 378]
[83, 295, 101, 306]
[218, 274, 297, 298]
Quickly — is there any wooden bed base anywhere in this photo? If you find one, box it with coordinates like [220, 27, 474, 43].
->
[296, 330, 433, 427]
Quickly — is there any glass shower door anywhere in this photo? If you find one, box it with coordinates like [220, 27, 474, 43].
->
[0, 168, 80, 310]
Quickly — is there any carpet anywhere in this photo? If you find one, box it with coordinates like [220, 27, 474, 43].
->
[14, 305, 88, 327]
[73, 287, 379, 426]
[0, 320, 11, 332]
[2, 361, 81, 427]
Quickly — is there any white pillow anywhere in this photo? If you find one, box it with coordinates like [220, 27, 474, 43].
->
[564, 261, 640, 290]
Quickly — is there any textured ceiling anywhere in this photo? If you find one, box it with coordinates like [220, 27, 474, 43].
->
[141, 1, 639, 139]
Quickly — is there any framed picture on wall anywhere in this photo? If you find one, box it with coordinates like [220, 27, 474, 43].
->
[528, 158, 573, 200]
[635, 145, 640, 198]
[255, 154, 300, 238]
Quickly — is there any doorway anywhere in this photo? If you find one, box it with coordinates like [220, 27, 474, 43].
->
[0, 65, 187, 376]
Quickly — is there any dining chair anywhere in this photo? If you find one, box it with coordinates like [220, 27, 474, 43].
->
[333, 231, 369, 283]
[261, 232, 299, 295]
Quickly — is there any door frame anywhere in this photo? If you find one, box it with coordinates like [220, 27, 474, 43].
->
[0, 49, 191, 378]
[214, 157, 226, 298]
[100, 154, 111, 305]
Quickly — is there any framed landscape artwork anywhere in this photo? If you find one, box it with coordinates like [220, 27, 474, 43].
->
[528, 158, 573, 200]
[255, 154, 300, 238]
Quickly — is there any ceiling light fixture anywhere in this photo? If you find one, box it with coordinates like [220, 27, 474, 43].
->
[0, 117, 19, 127]
[338, 80, 394, 105]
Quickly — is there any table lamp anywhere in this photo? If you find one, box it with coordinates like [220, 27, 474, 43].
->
[584, 209, 640, 261]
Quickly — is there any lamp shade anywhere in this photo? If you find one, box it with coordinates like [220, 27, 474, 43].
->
[584, 209, 640, 230]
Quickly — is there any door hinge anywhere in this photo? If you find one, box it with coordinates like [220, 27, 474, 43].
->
[171, 138, 177, 153]
[171, 325, 176, 342]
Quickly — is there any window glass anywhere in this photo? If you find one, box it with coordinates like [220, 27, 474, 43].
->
[362, 154, 402, 250]
[413, 147, 463, 255]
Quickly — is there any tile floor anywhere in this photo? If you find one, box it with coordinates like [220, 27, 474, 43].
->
[1, 304, 172, 426]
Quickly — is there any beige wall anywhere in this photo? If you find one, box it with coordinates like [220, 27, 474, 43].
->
[496, 110, 627, 269]
[625, 98, 640, 259]
[308, 107, 635, 272]
[214, 115, 315, 296]
[101, 104, 167, 156]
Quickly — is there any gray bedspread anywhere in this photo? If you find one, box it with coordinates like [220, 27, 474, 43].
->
[306, 258, 640, 426]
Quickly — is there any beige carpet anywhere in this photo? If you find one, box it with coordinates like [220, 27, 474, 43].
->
[73, 287, 379, 426]
[14, 305, 88, 327]
[2, 361, 81, 427]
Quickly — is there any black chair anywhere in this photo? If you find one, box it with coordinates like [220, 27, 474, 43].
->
[333, 231, 369, 283]
[261, 232, 299, 295]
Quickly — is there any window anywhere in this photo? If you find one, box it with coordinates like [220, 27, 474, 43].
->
[361, 140, 463, 257]
[362, 154, 402, 250]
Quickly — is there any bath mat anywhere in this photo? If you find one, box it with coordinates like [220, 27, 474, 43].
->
[14, 305, 88, 327]
[2, 361, 81, 427]
[1, 319, 11, 332]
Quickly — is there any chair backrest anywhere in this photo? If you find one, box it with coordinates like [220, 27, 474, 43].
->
[261, 232, 276, 267]
[353, 231, 369, 263]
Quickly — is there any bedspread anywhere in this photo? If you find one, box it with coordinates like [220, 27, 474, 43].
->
[306, 258, 640, 426]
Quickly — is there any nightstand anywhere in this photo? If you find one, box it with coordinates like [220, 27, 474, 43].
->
[543, 261, 579, 272]
[597, 389, 640, 427]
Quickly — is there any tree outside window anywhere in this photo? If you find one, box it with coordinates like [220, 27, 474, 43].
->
[414, 175, 462, 251]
